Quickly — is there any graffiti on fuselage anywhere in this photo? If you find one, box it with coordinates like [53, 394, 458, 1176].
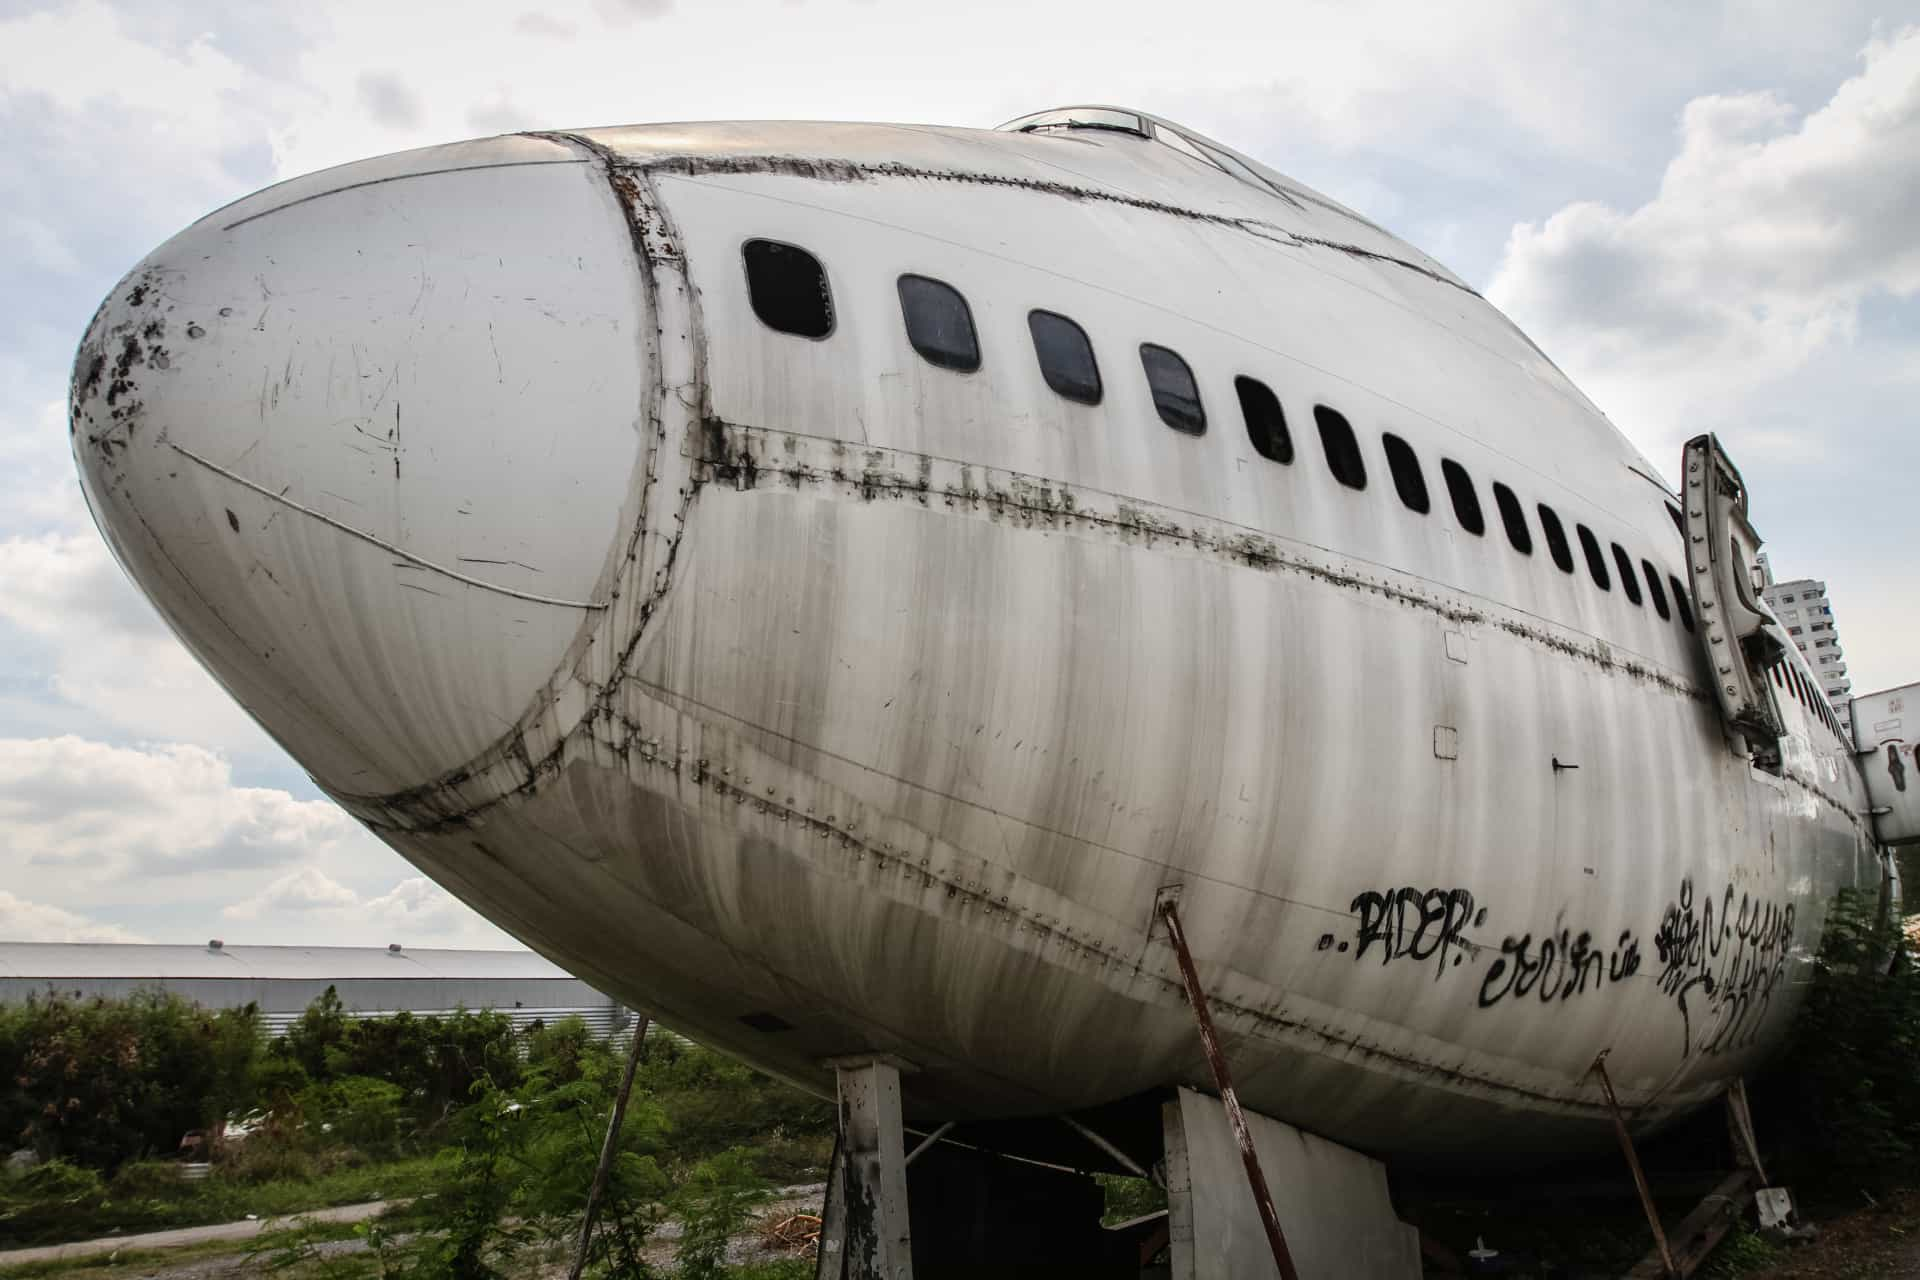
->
[1475, 925, 1641, 1008]
[1322, 876, 1800, 1058]
[1653, 878, 1797, 1058]
[1322, 887, 1485, 979]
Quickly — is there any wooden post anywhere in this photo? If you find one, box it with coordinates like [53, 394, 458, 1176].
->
[1159, 898, 1298, 1280]
[568, 1015, 650, 1280]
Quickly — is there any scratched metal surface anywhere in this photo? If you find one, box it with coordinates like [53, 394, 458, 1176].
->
[70, 113, 1880, 1160]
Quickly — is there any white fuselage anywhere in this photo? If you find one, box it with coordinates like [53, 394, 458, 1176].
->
[70, 111, 1878, 1161]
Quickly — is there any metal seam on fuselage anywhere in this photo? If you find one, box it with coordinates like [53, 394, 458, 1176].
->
[695, 420, 1713, 705]
[627, 153, 1475, 296]
[168, 442, 610, 610]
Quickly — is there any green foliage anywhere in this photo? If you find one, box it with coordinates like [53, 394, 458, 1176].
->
[299, 1077, 410, 1160]
[107, 1157, 188, 1200]
[0, 990, 262, 1170]
[634, 1041, 833, 1183]
[515, 1051, 671, 1278]
[1094, 1172, 1166, 1225]
[672, 1148, 770, 1280]
[1764, 886, 1920, 1183]
[1704, 1223, 1784, 1277]
[523, 1015, 606, 1087]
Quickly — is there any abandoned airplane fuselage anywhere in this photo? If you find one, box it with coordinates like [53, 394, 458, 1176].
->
[70, 107, 1879, 1160]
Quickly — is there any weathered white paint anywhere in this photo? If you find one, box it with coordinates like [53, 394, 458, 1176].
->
[1851, 681, 1920, 846]
[1165, 1086, 1420, 1278]
[71, 108, 1880, 1164]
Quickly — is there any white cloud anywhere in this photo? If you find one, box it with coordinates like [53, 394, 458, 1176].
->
[224, 866, 360, 918]
[1487, 27, 1920, 465]
[0, 533, 284, 758]
[0, 734, 515, 946]
[0, 891, 146, 943]
[225, 868, 514, 948]
[356, 70, 423, 130]
[0, 736, 380, 889]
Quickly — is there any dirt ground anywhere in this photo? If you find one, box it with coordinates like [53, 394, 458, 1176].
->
[1733, 1188, 1920, 1279]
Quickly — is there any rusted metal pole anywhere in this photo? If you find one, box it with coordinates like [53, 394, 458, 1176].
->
[1159, 898, 1298, 1280]
[1591, 1050, 1676, 1280]
[569, 1015, 650, 1280]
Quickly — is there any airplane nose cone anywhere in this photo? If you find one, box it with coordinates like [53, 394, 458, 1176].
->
[70, 135, 646, 796]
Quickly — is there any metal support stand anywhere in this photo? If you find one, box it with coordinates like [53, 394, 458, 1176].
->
[568, 1015, 648, 1280]
[1591, 1050, 1677, 1280]
[816, 1054, 915, 1280]
[1159, 897, 1298, 1280]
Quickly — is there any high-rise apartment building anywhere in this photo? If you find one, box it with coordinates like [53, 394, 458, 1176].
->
[1758, 561, 1853, 735]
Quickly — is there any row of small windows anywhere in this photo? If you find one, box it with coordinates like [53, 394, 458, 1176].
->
[742, 238, 1696, 639]
[1771, 657, 1846, 742]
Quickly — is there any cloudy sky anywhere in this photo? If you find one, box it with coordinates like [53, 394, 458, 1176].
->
[3, 0, 1917, 947]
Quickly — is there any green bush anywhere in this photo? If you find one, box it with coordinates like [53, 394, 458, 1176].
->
[108, 1158, 189, 1200]
[1762, 886, 1920, 1184]
[673, 1148, 769, 1280]
[300, 1076, 410, 1159]
[0, 991, 261, 1170]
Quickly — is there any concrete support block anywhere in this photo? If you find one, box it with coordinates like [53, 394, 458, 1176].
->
[1164, 1086, 1419, 1279]
[816, 1055, 914, 1280]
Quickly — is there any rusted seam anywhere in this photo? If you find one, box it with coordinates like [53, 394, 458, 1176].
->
[631, 153, 1473, 296]
[697, 422, 1712, 705]
[168, 442, 609, 610]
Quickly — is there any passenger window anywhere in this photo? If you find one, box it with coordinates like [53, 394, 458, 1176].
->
[1315, 406, 1367, 490]
[1669, 575, 1695, 632]
[1381, 433, 1429, 513]
[742, 239, 834, 339]
[1441, 460, 1485, 536]
[1028, 310, 1101, 405]
[1577, 524, 1611, 589]
[1611, 544, 1642, 605]
[897, 275, 979, 372]
[1493, 483, 1531, 553]
[1666, 503, 1685, 536]
[1642, 561, 1671, 620]
[1537, 504, 1575, 574]
[1235, 376, 1292, 463]
[1140, 344, 1205, 435]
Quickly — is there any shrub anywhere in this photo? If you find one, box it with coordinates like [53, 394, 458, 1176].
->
[7, 989, 260, 1170]
[108, 1158, 189, 1201]
[299, 1076, 409, 1159]
[673, 1148, 769, 1280]
[1762, 886, 1920, 1184]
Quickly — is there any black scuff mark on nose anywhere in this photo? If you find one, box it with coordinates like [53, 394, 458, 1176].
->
[226, 508, 240, 533]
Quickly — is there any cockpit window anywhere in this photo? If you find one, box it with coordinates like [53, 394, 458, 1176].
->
[742, 239, 833, 339]
[1140, 344, 1204, 435]
[897, 275, 980, 373]
[1028, 310, 1101, 405]
[1001, 107, 1150, 138]
[1235, 377, 1291, 463]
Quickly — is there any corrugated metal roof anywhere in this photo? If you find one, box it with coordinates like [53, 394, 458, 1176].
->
[0, 942, 570, 982]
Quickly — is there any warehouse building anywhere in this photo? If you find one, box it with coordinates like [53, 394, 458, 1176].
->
[0, 941, 632, 1037]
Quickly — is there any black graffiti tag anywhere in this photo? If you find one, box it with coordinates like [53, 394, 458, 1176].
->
[1654, 879, 1796, 1058]
[1346, 888, 1483, 980]
[1477, 926, 1641, 1008]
